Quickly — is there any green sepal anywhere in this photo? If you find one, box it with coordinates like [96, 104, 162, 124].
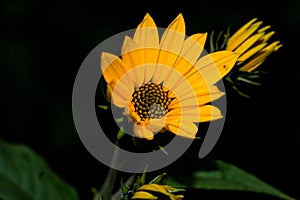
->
[97, 105, 111, 110]
[120, 179, 129, 195]
[149, 173, 167, 184]
[117, 128, 126, 140]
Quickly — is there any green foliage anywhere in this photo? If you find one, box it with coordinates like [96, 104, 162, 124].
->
[161, 158, 295, 200]
[0, 139, 79, 200]
[225, 70, 267, 98]
[149, 173, 167, 184]
[209, 27, 230, 52]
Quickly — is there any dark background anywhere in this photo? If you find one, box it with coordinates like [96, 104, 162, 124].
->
[1, 0, 300, 199]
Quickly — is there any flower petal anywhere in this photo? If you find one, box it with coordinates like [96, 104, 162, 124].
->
[169, 85, 224, 106]
[121, 36, 145, 86]
[226, 18, 259, 50]
[164, 32, 208, 91]
[133, 13, 160, 83]
[239, 41, 281, 72]
[111, 80, 133, 108]
[153, 14, 185, 83]
[166, 119, 198, 139]
[237, 43, 267, 63]
[234, 32, 264, 55]
[148, 118, 166, 133]
[260, 31, 275, 43]
[227, 18, 257, 48]
[169, 104, 222, 122]
[160, 13, 185, 53]
[133, 13, 159, 49]
[131, 191, 158, 199]
[176, 33, 207, 66]
[194, 51, 238, 84]
[152, 62, 175, 85]
[137, 184, 170, 196]
[101, 52, 130, 84]
[133, 124, 154, 140]
[228, 21, 263, 51]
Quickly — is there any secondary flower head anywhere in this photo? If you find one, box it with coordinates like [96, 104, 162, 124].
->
[226, 18, 282, 72]
[101, 13, 238, 140]
[131, 183, 184, 200]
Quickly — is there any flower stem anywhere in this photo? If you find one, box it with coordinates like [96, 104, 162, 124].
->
[97, 140, 120, 200]
[111, 174, 136, 200]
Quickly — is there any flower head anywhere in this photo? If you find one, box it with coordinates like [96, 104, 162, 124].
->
[131, 183, 184, 200]
[226, 18, 282, 72]
[101, 13, 238, 140]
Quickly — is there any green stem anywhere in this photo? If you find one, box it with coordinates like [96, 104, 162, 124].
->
[98, 140, 120, 200]
[111, 174, 136, 200]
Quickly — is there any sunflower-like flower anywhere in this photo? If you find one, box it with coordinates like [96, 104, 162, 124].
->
[226, 18, 282, 72]
[131, 184, 184, 200]
[101, 13, 238, 140]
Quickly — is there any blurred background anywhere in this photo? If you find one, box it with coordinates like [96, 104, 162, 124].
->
[1, 0, 300, 199]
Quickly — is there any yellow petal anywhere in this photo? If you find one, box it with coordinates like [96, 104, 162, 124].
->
[227, 21, 263, 51]
[111, 79, 133, 108]
[260, 31, 275, 43]
[133, 13, 160, 83]
[121, 36, 137, 56]
[148, 118, 166, 133]
[241, 60, 264, 72]
[164, 57, 196, 91]
[101, 52, 130, 84]
[170, 74, 200, 101]
[164, 33, 207, 87]
[138, 184, 170, 196]
[171, 194, 184, 200]
[167, 105, 222, 122]
[151, 62, 173, 85]
[234, 32, 264, 55]
[237, 43, 267, 63]
[176, 33, 207, 66]
[106, 83, 113, 101]
[156, 13, 185, 68]
[133, 124, 154, 140]
[195, 85, 225, 104]
[170, 85, 224, 106]
[239, 41, 280, 72]
[258, 25, 271, 33]
[161, 185, 177, 191]
[121, 37, 145, 86]
[194, 51, 238, 84]
[133, 13, 159, 48]
[198, 105, 223, 122]
[226, 18, 257, 48]
[131, 191, 158, 199]
[159, 14, 185, 53]
[166, 119, 198, 139]
[275, 43, 283, 51]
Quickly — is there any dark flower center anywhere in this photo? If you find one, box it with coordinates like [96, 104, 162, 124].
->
[131, 83, 172, 121]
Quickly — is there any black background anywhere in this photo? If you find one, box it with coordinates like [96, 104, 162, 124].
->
[1, 0, 300, 199]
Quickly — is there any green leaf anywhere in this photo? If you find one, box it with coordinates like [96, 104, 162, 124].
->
[117, 128, 126, 140]
[97, 105, 111, 110]
[0, 139, 79, 200]
[149, 173, 167, 184]
[120, 179, 129, 195]
[209, 31, 215, 53]
[161, 158, 295, 200]
[140, 164, 148, 185]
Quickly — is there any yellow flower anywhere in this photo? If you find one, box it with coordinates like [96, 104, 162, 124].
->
[131, 183, 184, 200]
[226, 18, 282, 72]
[101, 13, 238, 140]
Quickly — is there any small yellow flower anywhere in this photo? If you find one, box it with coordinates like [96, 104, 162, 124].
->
[101, 13, 238, 140]
[131, 183, 184, 200]
[226, 18, 282, 72]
